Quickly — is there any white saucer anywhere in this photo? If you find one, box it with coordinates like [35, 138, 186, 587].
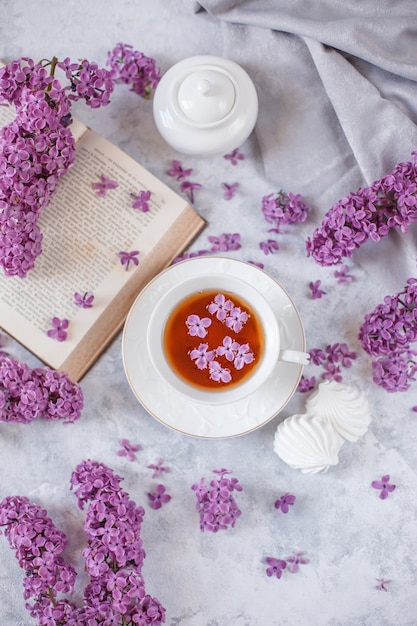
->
[122, 256, 306, 438]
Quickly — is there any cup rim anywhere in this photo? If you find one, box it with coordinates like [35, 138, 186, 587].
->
[146, 274, 280, 405]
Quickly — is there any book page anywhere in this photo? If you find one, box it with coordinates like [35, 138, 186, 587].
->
[0, 128, 196, 372]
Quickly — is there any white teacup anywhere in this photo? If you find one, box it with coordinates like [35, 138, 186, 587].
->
[147, 273, 310, 405]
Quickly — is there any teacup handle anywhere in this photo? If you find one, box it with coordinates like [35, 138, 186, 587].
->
[279, 349, 310, 365]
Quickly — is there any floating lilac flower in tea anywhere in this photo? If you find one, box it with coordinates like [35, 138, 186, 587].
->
[222, 182, 239, 200]
[208, 360, 232, 383]
[167, 159, 193, 181]
[47, 316, 69, 341]
[207, 293, 234, 321]
[371, 474, 396, 499]
[131, 189, 152, 212]
[118, 249, 140, 271]
[117, 438, 141, 461]
[186, 314, 212, 338]
[147, 484, 171, 510]
[274, 493, 296, 514]
[189, 343, 215, 369]
[225, 306, 250, 333]
[74, 291, 94, 308]
[191, 469, 243, 533]
[91, 174, 118, 196]
[224, 147, 244, 165]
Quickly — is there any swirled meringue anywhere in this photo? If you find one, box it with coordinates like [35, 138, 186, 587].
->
[273, 413, 344, 474]
[305, 380, 372, 442]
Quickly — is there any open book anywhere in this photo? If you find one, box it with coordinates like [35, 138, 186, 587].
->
[0, 106, 205, 381]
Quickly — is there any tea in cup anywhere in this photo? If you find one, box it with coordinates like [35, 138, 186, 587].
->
[147, 273, 309, 404]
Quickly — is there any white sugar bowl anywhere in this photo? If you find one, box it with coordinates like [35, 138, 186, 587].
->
[153, 55, 258, 157]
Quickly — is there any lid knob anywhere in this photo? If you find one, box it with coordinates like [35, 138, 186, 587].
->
[178, 69, 236, 124]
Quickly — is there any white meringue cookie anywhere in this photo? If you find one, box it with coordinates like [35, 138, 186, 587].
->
[305, 380, 372, 442]
[273, 413, 344, 474]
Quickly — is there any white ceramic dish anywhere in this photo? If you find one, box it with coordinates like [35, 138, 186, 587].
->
[122, 257, 306, 438]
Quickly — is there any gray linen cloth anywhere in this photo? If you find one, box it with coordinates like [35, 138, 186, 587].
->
[191, 0, 417, 286]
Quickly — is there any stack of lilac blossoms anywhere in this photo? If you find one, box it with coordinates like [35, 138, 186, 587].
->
[306, 152, 417, 393]
[0, 460, 165, 625]
[0, 44, 160, 278]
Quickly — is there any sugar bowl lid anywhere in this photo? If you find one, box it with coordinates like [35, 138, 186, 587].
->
[153, 55, 258, 157]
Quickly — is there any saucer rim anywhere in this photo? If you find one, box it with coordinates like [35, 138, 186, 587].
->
[122, 256, 306, 439]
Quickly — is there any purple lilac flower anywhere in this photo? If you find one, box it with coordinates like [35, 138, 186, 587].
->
[207, 293, 234, 321]
[274, 493, 296, 514]
[147, 458, 169, 479]
[224, 148, 244, 165]
[306, 151, 417, 267]
[191, 469, 243, 532]
[359, 278, 417, 392]
[118, 249, 140, 271]
[0, 495, 77, 620]
[209, 361, 232, 383]
[47, 316, 69, 341]
[308, 343, 357, 382]
[70, 460, 166, 623]
[147, 484, 171, 510]
[189, 343, 215, 369]
[167, 160, 193, 181]
[117, 438, 141, 461]
[216, 336, 239, 361]
[334, 264, 354, 284]
[225, 307, 250, 333]
[265, 557, 287, 579]
[233, 343, 254, 370]
[131, 189, 152, 212]
[322, 362, 343, 382]
[298, 375, 316, 392]
[285, 552, 309, 573]
[221, 182, 239, 200]
[208, 232, 241, 253]
[180, 180, 202, 203]
[309, 280, 326, 299]
[0, 47, 157, 279]
[259, 239, 279, 255]
[371, 474, 396, 499]
[186, 314, 212, 338]
[172, 248, 210, 264]
[74, 291, 94, 308]
[262, 190, 309, 232]
[248, 259, 265, 269]
[0, 356, 83, 425]
[107, 42, 161, 98]
[91, 174, 118, 196]
[375, 578, 391, 591]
